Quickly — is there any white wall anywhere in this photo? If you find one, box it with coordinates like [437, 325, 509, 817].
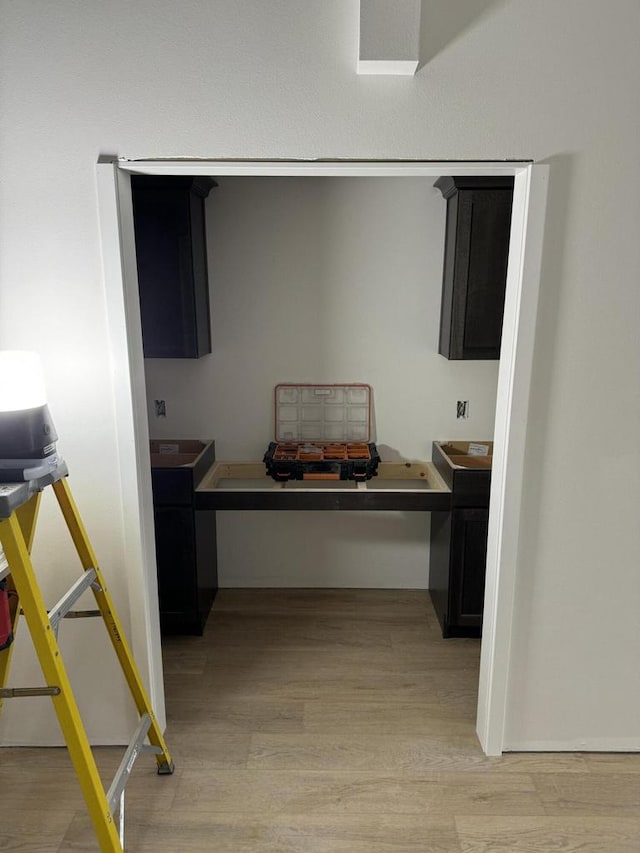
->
[0, 0, 638, 749]
[143, 176, 499, 587]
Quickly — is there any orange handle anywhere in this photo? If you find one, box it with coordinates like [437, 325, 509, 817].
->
[302, 473, 340, 481]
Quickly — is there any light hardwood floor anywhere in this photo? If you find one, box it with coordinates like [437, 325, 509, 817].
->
[1, 589, 639, 851]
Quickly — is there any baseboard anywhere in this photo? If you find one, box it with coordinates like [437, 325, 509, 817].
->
[503, 737, 640, 752]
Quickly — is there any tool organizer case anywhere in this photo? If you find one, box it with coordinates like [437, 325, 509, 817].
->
[264, 384, 380, 481]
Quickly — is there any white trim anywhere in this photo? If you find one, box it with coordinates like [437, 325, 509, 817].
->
[357, 60, 419, 75]
[505, 738, 640, 752]
[117, 160, 531, 178]
[98, 158, 547, 755]
[95, 163, 166, 730]
[476, 165, 549, 755]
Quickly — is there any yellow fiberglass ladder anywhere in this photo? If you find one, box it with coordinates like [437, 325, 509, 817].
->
[0, 463, 173, 852]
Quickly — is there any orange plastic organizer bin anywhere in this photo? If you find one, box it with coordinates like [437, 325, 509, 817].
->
[263, 384, 380, 481]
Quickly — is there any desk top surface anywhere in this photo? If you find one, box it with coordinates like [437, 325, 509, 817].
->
[195, 460, 452, 511]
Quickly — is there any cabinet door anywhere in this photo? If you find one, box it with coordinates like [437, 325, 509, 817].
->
[132, 177, 214, 359]
[133, 189, 200, 358]
[435, 177, 513, 361]
[188, 190, 213, 357]
[153, 506, 198, 633]
[452, 189, 512, 359]
[449, 508, 488, 631]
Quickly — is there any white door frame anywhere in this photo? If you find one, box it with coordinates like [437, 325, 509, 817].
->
[96, 158, 548, 755]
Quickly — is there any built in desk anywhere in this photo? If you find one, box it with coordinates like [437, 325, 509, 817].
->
[195, 461, 451, 511]
[150, 441, 452, 635]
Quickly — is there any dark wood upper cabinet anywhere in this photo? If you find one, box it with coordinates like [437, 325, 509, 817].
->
[435, 176, 514, 360]
[131, 175, 217, 359]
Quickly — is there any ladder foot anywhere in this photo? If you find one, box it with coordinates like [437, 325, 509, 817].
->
[157, 760, 175, 775]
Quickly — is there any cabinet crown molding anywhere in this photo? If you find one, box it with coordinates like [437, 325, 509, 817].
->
[434, 176, 514, 199]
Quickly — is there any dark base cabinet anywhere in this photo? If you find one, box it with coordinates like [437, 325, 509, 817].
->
[153, 506, 217, 635]
[429, 441, 491, 638]
[430, 509, 488, 638]
[150, 440, 217, 635]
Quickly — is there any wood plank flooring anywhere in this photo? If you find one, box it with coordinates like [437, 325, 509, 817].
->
[1, 589, 639, 851]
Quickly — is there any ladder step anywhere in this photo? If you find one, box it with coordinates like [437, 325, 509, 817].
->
[48, 569, 98, 632]
[107, 712, 153, 814]
[0, 686, 61, 698]
[63, 609, 101, 619]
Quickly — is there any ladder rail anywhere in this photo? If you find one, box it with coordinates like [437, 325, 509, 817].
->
[0, 511, 124, 851]
[0, 492, 41, 712]
[51, 478, 174, 775]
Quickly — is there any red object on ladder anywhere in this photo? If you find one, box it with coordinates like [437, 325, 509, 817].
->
[0, 580, 13, 650]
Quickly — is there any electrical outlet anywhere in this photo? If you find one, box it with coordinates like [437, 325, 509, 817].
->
[154, 400, 167, 418]
[457, 400, 469, 419]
